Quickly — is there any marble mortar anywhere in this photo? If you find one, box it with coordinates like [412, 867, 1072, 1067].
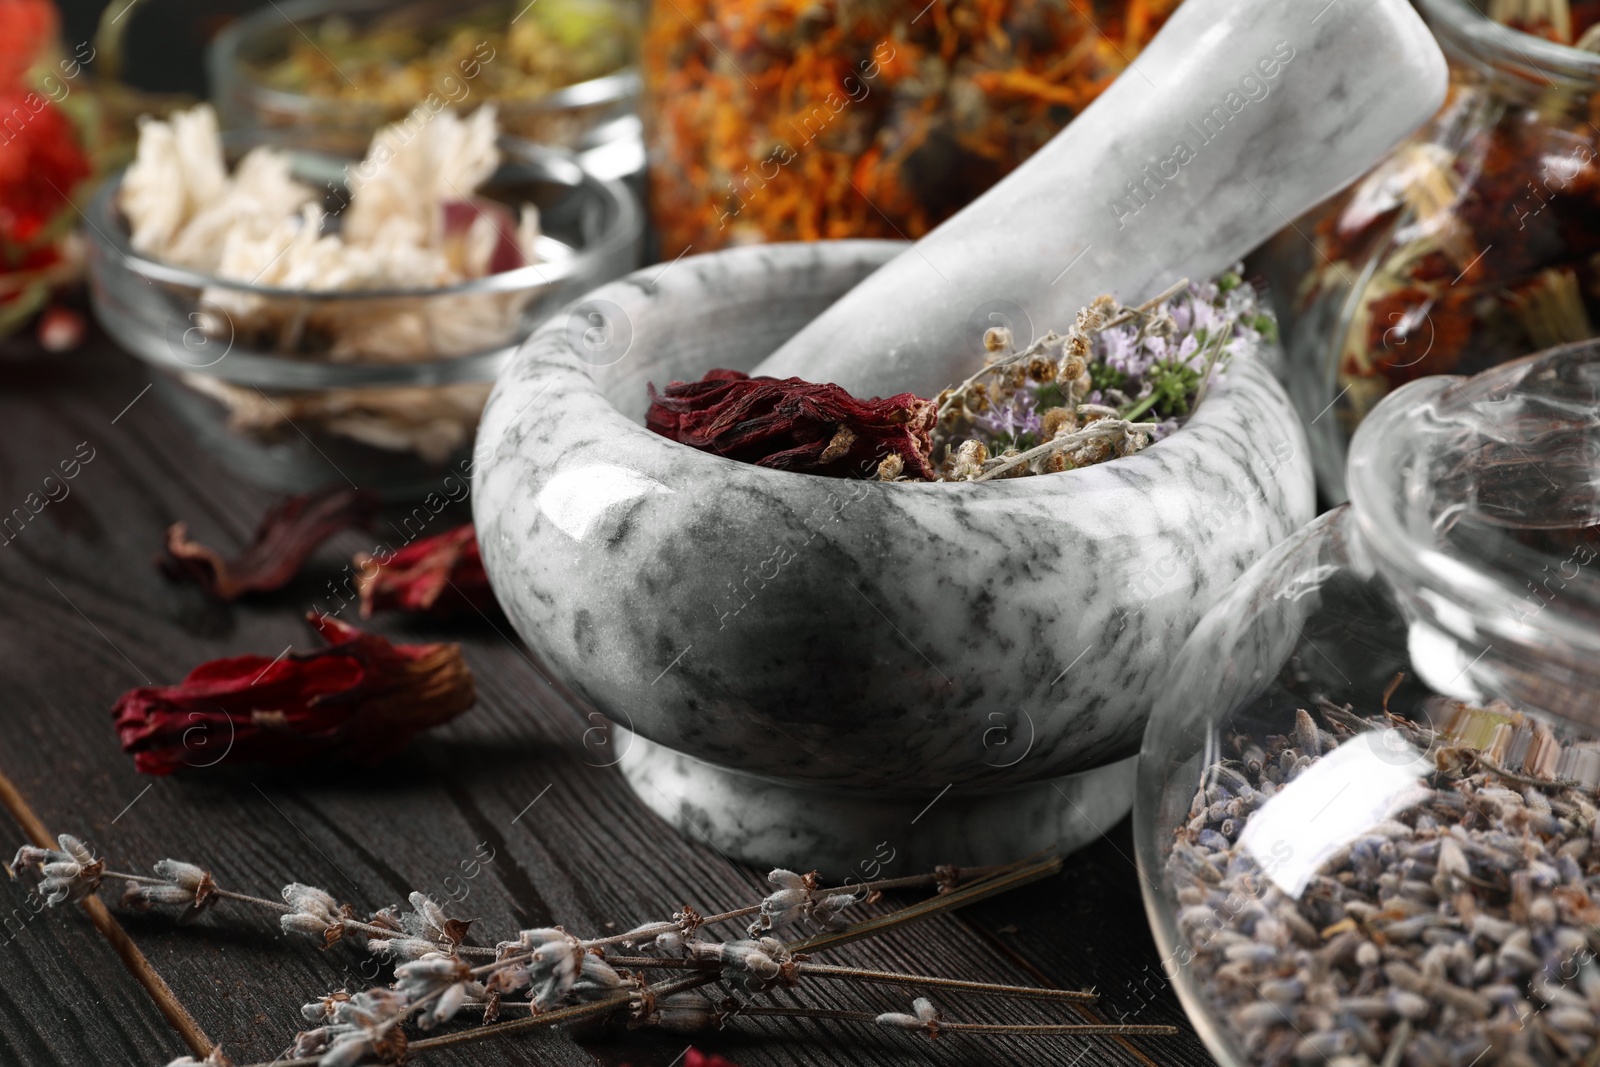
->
[473, 241, 1315, 870]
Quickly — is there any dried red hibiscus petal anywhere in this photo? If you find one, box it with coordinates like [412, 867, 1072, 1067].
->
[354, 524, 495, 618]
[162, 485, 379, 600]
[685, 1053, 740, 1067]
[113, 614, 476, 776]
[623, 1052, 740, 1067]
[646, 369, 936, 480]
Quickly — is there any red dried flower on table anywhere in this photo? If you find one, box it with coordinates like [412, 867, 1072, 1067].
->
[0, 89, 90, 250]
[0, 0, 56, 91]
[113, 614, 477, 775]
[646, 369, 937, 480]
[354, 524, 496, 618]
[161, 485, 379, 600]
[685, 1052, 741, 1067]
[621, 1051, 741, 1067]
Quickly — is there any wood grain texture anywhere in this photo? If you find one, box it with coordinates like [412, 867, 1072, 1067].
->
[0, 339, 1217, 1067]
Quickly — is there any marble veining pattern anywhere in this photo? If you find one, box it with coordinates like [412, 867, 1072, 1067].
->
[473, 242, 1316, 801]
[618, 728, 1140, 876]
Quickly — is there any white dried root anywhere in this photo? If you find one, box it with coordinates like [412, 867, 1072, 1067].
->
[123, 104, 543, 458]
[182, 375, 493, 465]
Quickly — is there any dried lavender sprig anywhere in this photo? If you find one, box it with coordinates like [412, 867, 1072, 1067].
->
[498, 859, 1029, 964]
[741, 998, 1178, 1037]
[222, 857, 1069, 1067]
[600, 957, 1098, 1003]
[115, 871, 284, 911]
[974, 417, 1159, 482]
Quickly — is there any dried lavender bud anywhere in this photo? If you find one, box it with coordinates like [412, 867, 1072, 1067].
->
[124, 859, 218, 916]
[280, 883, 342, 942]
[1293, 709, 1323, 757]
[875, 997, 941, 1037]
[749, 869, 810, 934]
[395, 954, 476, 1030]
[367, 936, 443, 962]
[314, 988, 411, 1067]
[162, 1049, 231, 1067]
[301, 990, 352, 1024]
[637, 992, 723, 1034]
[392, 890, 471, 946]
[123, 880, 197, 910]
[496, 927, 623, 1007]
[690, 937, 795, 992]
[11, 834, 103, 905]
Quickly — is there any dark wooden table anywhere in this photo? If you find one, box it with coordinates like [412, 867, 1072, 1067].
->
[0, 333, 1216, 1067]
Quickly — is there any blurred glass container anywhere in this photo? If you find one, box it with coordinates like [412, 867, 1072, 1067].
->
[641, 0, 1179, 253]
[86, 134, 641, 498]
[1136, 342, 1600, 1066]
[1260, 0, 1600, 503]
[209, 0, 644, 182]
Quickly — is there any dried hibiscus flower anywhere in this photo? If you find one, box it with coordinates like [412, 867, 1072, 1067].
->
[113, 614, 476, 775]
[161, 485, 379, 600]
[646, 370, 937, 479]
[354, 524, 495, 618]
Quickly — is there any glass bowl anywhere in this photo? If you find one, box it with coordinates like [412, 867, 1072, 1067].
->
[208, 0, 643, 182]
[86, 133, 641, 498]
[1136, 341, 1600, 1066]
[1258, 0, 1600, 503]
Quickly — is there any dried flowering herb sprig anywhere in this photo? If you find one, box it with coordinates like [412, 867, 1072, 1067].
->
[928, 269, 1275, 482]
[646, 270, 1273, 484]
[161, 486, 379, 601]
[10, 838, 1176, 1065]
[112, 614, 476, 775]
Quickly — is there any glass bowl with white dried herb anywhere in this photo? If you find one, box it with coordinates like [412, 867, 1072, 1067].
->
[1136, 341, 1600, 1067]
[86, 104, 640, 497]
[210, 0, 643, 181]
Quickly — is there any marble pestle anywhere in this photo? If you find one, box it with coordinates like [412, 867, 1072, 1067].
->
[752, 0, 1447, 399]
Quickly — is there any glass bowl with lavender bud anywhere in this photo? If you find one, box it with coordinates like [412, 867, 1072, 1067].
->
[1135, 340, 1600, 1067]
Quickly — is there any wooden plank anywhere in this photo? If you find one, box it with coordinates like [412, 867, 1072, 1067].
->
[0, 339, 1216, 1066]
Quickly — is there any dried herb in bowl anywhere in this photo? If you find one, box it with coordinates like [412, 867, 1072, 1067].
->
[642, 0, 1181, 251]
[251, 0, 634, 108]
[646, 267, 1274, 482]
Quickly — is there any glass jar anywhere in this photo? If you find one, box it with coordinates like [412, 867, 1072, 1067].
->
[1135, 342, 1600, 1067]
[209, 0, 644, 182]
[1262, 0, 1600, 502]
[640, 0, 1178, 253]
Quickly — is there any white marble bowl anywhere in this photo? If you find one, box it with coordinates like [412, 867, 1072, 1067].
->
[474, 240, 1315, 869]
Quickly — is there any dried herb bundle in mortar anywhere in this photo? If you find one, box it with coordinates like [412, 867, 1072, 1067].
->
[646, 268, 1274, 482]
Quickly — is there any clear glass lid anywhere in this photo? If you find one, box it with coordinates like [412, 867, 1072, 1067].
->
[1347, 341, 1600, 727]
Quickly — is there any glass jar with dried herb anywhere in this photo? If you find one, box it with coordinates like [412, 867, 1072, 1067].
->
[1260, 0, 1600, 502]
[640, 0, 1179, 253]
[1135, 343, 1600, 1067]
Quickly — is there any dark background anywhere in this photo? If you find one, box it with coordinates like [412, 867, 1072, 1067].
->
[58, 0, 265, 96]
